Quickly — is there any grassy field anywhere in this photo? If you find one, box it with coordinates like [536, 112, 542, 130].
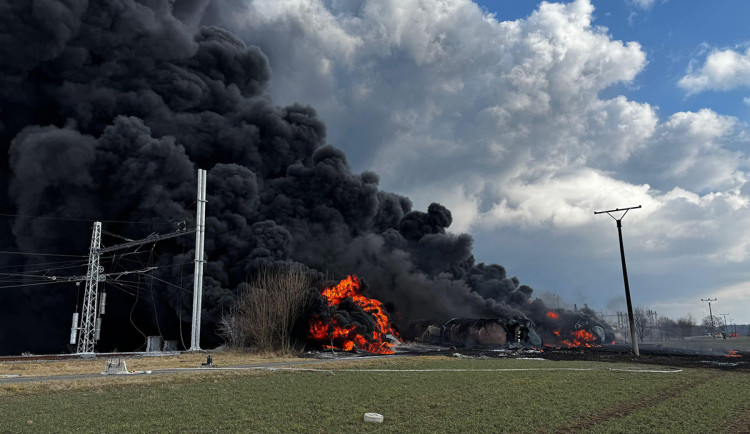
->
[0, 356, 748, 433]
[0, 351, 301, 377]
[642, 336, 750, 353]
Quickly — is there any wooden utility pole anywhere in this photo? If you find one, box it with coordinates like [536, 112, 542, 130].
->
[701, 298, 717, 337]
[595, 205, 641, 356]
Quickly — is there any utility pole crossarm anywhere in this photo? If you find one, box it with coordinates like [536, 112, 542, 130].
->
[593, 205, 642, 215]
[58, 266, 159, 283]
[97, 228, 196, 254]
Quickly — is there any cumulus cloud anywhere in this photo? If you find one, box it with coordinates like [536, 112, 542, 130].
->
[623, 109, 747, 194]
[202, 0, 750, 320]
[679, 47, 750, 93]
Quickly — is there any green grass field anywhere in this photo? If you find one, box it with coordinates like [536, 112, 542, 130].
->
[1, 357, 748, 433]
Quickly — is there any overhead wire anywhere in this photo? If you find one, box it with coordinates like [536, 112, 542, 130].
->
[0, 250, 86, 258]
[0, 212, 198, 352]
[0, 212, 179, 225]
[0, 280, 70, 289]
[0, 258, 88, 271]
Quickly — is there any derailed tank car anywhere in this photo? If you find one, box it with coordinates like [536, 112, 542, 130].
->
[573, 318, 615, 345]
[405, 318, 543, 348]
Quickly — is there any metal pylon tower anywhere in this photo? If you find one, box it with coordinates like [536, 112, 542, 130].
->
[69, 169, 205, 353]
[69, 222, 196, 353]
[77, 221, 104, 354]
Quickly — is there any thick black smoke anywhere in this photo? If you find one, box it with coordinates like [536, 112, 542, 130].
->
[0, 0, 593, 354]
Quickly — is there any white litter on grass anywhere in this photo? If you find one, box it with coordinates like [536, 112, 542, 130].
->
[608, 368, 683, 373]
[699, 360, 741, 367]
[1, 374, 19, 378]
[364, 413, 383, 423]
[101, 358, 152, 375]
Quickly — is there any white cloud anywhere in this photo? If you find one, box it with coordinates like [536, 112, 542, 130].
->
[206, 0, 750, 321]
[628, 0, 657, 10]
[679, 47, 750, 94]
[624, 109, 747, 193]
[477, 168, 659, 229]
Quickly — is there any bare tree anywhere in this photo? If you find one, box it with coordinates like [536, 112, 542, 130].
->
[633, 306, 649, 342]
[657, 317, 676, 341]
[701, 315, 722, 336]
[219, 264, 316, 353]
[676, 315, 696, 340]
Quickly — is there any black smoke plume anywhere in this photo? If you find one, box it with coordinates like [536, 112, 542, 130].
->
[0, 0, 597, 355]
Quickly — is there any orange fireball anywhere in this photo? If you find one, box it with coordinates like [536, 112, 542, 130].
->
[308, 275, 399, 354]
[550, 329, 599, 348]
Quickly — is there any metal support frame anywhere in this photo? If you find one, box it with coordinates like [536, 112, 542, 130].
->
[76, 222, 103, 354]
[190, 169, 207, 351]
[595, 205, 641, 356]
[70, 177, 201, 353]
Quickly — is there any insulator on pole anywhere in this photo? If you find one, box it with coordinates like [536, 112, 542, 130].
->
[70, 313, 79, 345]
[95, 318, 102, 341]
[99, 292, 107, 315]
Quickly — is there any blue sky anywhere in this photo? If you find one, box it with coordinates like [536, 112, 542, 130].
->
[216, 0, 750, 324]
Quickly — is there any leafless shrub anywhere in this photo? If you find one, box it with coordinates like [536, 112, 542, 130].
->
[633, 307, 649, 342]
[676, 315, 696, 340]
[219, 264, 316, 353]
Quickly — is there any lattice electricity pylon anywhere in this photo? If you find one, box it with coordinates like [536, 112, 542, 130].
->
[76, 221, 104, 354]
[69, 222, 197, 353]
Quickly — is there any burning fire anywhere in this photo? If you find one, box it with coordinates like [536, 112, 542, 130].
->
[726, 350, 742, 358]
[552, 329, 599, 348]
[308, 275, 399, 354]
[546, 311, 559, 319]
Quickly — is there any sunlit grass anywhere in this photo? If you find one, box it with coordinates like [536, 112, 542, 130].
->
[1, 356, 746, 433]
[0, 350, 298, 377]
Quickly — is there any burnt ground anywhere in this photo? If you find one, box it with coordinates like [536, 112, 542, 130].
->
[306, 342, 750, 371]
[535, 346, 750, 371]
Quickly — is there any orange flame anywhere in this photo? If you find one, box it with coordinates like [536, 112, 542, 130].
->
[308, 275, 399, 354]
[546, 312, 559, 319]
[550, 329, 599, 348]
[726, 350, 742, 358]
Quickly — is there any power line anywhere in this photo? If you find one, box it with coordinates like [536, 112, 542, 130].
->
[143, 273, 193, 293]
[0, 258, 87, 272]
[0, 272, 62, 280]
[0, 212, 182, 225]
[0, 280, 69, 290]
[0, 262, 88, 278]
[0, 250, 86, 258]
